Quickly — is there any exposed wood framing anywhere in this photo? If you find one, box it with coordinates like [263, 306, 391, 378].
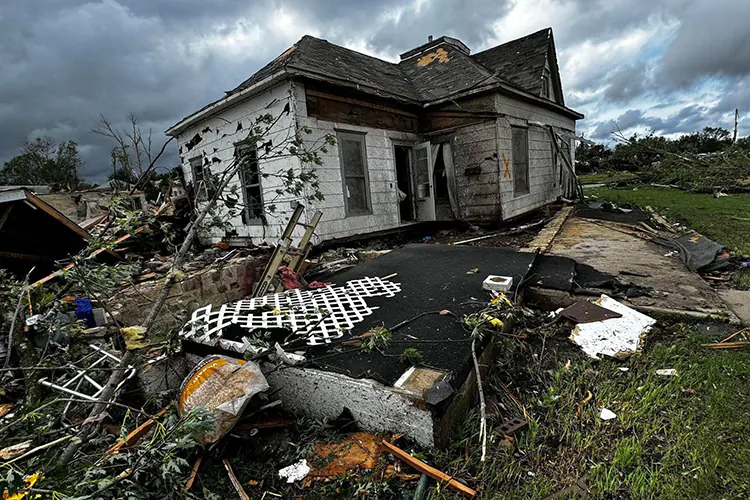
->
[381, 440, 477, 498]
[306, 89, 418, 118]
[306, 88, 419, 133]
[24, 191, 92, 241]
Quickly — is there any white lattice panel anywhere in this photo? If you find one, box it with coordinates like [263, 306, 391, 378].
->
[179, 277, 401, 351]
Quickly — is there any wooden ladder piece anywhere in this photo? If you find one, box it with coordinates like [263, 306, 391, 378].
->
[253, 204, 323, 297]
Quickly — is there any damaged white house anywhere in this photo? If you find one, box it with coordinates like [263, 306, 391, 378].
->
[166, 28, 583, 245]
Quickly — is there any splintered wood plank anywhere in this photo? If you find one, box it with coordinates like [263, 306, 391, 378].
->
[223, 459, 250, 500]
[380, 440, 476, 498]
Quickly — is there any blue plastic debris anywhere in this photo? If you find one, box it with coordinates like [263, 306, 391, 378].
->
[74, 298, 95, 327]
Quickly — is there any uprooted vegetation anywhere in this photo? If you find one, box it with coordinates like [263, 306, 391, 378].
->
[0, 107, 337, 498]
[577, 126, 750, 193]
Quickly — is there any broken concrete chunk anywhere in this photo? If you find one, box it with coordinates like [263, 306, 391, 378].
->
[570, 295, 656, 360]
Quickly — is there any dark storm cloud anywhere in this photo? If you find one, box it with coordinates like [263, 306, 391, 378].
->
[659, 0, 750, 89]
[0, 0, 300, 181]
[2, 0, 750, 182]
[368, 0, 511, 55]
[603, 62, 648, 103]
[590, 104, 712, 140]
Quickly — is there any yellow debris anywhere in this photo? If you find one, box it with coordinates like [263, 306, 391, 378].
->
[417, 47, 451, 66]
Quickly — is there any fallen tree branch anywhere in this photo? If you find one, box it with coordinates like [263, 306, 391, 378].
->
[4, 268, 33, 369]
[2, 434, 72, 467]
[451, 219, 547, 246]
[471, 335, 487, 462]
[59, 158, 240, 467]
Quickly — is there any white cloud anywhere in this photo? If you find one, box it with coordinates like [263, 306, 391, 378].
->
[487, 0, 576, 47]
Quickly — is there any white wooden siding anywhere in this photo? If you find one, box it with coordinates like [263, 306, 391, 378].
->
[176, 82, 306, 244]
[495, 93, 576, 220]
[295, 82, 420, 243]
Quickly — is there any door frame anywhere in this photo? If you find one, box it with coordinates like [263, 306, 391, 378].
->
[413, 141, 436, 222]
[391, 141, 417, 224]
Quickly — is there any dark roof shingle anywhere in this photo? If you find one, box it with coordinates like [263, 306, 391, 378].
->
[230, 36, 419, 101]
[397, 43, 498, 101]
[170, 29, 577, 133]
[471, 28, 551, 98]
[229, 30, 553, 105]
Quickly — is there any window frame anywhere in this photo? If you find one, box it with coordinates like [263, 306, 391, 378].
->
[541, 69, 551, 99]
[511, 126, 530, 197]
[336, 130, 372, 216]
[189, 156, 207, 201]
[234, 142, 264, 224]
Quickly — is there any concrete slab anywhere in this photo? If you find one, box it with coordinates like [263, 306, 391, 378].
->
[547, 217, 735, 319]
[718, 290, 750, 326]
[178, 244, 557, 447]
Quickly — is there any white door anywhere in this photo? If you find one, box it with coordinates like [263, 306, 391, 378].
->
[413, 141, 435, 221]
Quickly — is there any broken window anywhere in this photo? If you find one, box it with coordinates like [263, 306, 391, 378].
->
[541, 69, 550, 99]
[189, 156, 207, 201]
[235, 143, 263, 222]
[337, 131, 371, 215]
[512, 127, 529, 196]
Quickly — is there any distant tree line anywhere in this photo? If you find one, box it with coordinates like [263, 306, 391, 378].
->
[0, 114, 177, 200]
[576, 127, 750, 173]
[0, 137, 94, 191]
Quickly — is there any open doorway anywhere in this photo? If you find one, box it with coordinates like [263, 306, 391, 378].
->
[394, 145, 415, 222]
[432, 146, 452, 219]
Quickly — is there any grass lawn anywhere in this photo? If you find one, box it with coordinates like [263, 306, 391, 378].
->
[588, 187, 750, 255]
[578, 172, 638, 185]
[426, 324, 750, 499]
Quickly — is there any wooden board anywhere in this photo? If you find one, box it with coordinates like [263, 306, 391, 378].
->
[381, 440, 476, 498]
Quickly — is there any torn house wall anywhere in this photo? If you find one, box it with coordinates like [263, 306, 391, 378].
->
[295, 82, 422, 242]
[495, 92, 575, 220]
[175, 81, 308, 246]
[451, 121, 501, 221]
[175, 79, 577, 246]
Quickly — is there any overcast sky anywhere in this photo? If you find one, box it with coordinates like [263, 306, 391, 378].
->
[2, 0, 748, 182]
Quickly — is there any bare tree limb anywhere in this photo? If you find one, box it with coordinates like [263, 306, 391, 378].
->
[471, 335, 487, 462]
[4, 268, 34, 369]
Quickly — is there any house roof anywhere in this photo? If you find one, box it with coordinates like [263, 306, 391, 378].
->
[398, 39, 500, 102]
[167, 28, 581, 135]
[472, 28, 553, 101]
[229, 35, 420, 102]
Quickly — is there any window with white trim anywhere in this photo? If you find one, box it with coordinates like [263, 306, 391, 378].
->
[235, 143, 263, 222]
[189, 156, 207, 201]
[337, 131, 371, 215]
